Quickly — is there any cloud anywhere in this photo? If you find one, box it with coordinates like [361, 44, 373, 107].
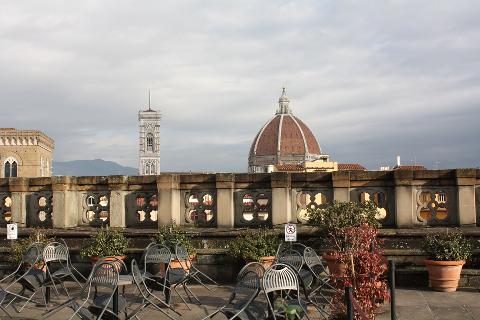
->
[0, 0, 479, 171]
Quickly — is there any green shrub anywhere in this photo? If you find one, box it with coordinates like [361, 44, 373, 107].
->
[423, 231, 472, 261]
[153, 223, 195, 255]
[227, 228, 279, 262]
[10, 228, 55, 265]
[308, 201, 379, 251]
[80, 227, 129, 258]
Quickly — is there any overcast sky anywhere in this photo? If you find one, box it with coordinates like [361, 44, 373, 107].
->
[1, 1, 479, 172]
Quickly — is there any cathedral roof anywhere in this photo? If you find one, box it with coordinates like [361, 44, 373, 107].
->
[249, 88, 322, 158]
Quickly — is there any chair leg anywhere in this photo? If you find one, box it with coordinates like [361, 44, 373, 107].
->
[172, 285, 191, 310]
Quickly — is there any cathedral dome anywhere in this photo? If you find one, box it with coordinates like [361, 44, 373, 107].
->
[248, 88, 327, 173]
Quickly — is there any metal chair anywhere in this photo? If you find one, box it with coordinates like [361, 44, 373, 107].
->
[201, 271, 265, 320]
[302, 247, 337, 318]
[276, 242, 307, 258]
[276, 249, 304, 272]
[43, 239, 86, 298]
[175, 243, 218, 288]
[0, 242, 48, 313]
[237, 262, 266, 281]
[262, 263, 311, 320]
[40, 259, 124, 320]
[127, 259, 181, 320]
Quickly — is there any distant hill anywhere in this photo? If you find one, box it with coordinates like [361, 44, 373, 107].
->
[53, 159, 138, 176]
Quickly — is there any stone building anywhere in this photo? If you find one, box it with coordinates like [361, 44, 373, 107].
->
[0, 128, 54, 177]
[138, 102, 161, 175]
[248, 88, 333, 173]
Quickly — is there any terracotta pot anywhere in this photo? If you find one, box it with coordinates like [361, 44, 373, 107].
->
[170, 258, 192, 271]
[424, 260, 465, 292]
[259, 256, 276, 269]
[90, 255, 126, 264]
[323, 253, 347, 277]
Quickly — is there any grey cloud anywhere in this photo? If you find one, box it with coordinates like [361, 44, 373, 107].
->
[0, 0, 479, 170]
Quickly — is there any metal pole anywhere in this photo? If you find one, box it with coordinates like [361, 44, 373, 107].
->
[388, 259, 397, 320]
[345, 285, 353, 320]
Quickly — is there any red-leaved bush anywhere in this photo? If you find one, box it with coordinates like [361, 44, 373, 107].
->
[330, 224, 390, 319]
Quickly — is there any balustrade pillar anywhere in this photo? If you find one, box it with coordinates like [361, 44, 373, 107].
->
[157, 174, 181, 225]
[332, 171, 350, 202]
[216, 173, 235, 227]
[52, 176, 78, 228]
[394, 170, 415, 228]
[108, 176, 128, 228]
[271, 172, 292, 225]
[456, 169, 476, 226]
[9, 178, 28, 226]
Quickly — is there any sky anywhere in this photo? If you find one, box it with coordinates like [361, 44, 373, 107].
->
[1, 0, 479, 172]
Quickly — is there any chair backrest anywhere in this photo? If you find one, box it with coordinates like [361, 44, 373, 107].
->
[276, 242, 307, 257]
[131, 259, 151, 298]
[144, 244, 172, 264]
[231, 270, 260, 304]
[43, 241, 69, 263]
[90, 261, 120, 289]
[22, 242, 43, 265]
[262, 263, 299, 294]
[175, 243, 189, 261]
[237, 262, 266, 280]
[93, 256, 127, 274]
[277, 249, 303, 271]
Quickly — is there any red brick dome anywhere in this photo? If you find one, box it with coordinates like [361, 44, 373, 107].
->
[248, 88, 326, 172]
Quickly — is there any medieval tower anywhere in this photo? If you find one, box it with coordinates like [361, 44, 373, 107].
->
[138, 97, 161, 175]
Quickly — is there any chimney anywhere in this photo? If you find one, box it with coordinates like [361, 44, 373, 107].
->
[396, 155, 401, 167]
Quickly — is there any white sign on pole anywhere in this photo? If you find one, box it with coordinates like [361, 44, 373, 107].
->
[285, 223, 297, 242]
[7, 223, 17, 240]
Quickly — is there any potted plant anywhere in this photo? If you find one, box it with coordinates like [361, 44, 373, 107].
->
[10, 228, 55, 271]
[308, 201, 379, 276]
[80, 227, 129, 263]
[227, 228, 279, 268]
[423, 231, 472, 292]
[153, 223, 195, 269]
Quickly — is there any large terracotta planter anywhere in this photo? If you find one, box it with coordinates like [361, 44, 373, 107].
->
[424, 260, 465, 292]
[90, 255, 126, 264]
[259, 256, 276, 269]
[323, 253, 347, 277]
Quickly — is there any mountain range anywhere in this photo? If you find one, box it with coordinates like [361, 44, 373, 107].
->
[53, 159, 138, 176]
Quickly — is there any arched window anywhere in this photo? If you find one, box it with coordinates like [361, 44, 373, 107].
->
[151, 163, 156, 175]
[12, 162, 17, 177]
[4, 162, 10, 178]
[146, 133, 154, 152]
[145, 162, 151, 175]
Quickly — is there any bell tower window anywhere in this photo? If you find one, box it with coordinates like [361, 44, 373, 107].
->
[146, 133, 154, 152]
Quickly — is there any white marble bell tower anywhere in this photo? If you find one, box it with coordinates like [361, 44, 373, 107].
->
[138, 95, 161, 175]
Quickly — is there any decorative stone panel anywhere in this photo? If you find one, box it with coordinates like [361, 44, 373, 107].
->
[415, 188, 456, 226]
[81, 192, 110, 227]
[295, 189, 332, 223]
[0, 193, 12, 226]
[234, 190, 272, 227]
[351, 187, 395, 227]
[125, 192, 158, 228]
[26, 192, 53, 228]
[183, 190, 217, 227]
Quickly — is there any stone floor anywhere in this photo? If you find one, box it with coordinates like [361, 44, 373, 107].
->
[1, 283, 479, 319]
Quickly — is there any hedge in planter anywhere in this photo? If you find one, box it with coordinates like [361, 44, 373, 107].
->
[227, 228, 279, 266]
[423, 231, 472, 292]
[80, 227, 129, 261]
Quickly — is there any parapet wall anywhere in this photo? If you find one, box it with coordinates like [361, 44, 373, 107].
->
[0, 169, 478, 229]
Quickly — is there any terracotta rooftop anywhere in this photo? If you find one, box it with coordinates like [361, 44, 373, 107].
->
[338, 163, 367, 171]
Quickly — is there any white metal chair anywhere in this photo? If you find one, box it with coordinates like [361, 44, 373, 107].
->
[262, 263, 311, 320]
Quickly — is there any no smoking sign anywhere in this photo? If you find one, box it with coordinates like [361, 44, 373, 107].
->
[284, 223, 297, 242]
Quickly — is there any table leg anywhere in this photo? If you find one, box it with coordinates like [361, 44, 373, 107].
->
[113, 287, 119, 315]
[45, 287, 50, 305]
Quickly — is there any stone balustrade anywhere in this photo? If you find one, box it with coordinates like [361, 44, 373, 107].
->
[0, 169, 478, 229]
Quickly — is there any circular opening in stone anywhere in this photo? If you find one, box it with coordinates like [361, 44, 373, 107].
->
[202, 194, 213, 206]
[38, 197, 47, 207]
[4, 197, 12, 208]
[242, 212, 254, 221]
[86, 196, 95, 207]
[149, 195, 158, 208]
[188, 195, 199, 206]
[86, 210, 95, 221]
[419, 208, 431, 221]
[137, 210, 146, 221]
[258, 211, 269, 221]
[189, 209, 199, 221]
[136, 197, 146, 207]
[297, 208, 309, 222]
[297, 193, 308, 206]
[314, 193, 327, 205]
[420, 192, 431, 205]
[257, 194, 269, 209]
[205, 209, 213, 221]
[242, 194, 254, 208]
[375, 208, 387, 220]
[99, 196, 108, 207]
[99, 211, 108, 221]
[436, 207, 448, 220]
[3, 211, 11, 222]
[39, 211, 47, 222]
[150, 210, 158, 221]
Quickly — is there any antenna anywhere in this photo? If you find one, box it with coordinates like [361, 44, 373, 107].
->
[148, 90, 151, 110]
